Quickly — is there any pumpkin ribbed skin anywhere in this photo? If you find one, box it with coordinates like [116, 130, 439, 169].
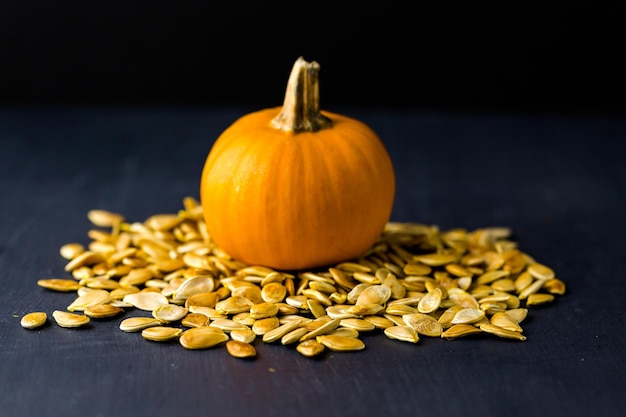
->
[200, 106, 395, 270]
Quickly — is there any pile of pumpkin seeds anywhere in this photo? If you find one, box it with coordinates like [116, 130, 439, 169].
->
[22, 196, 566, 358]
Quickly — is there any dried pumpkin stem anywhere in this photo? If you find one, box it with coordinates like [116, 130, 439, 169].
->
[270, 56, 332, 133]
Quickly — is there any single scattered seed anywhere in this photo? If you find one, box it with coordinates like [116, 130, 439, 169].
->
[413, 253, 457, 266]
[451, 308, 486, 325]
[403, 313, 443, 337]
[226, 340, 257, 358]
[504, 308, 528, 323]
[418, 287, 443, 313]
[64, 251, 105, 272]
[543, 278, 567, 295]
[384, 325, 419, 343]
[119, 317, 163, 332]
[527, 262, 555, 280]
[37, 279, 82, 292]
[172, 276, 216, 300]
[152, 304, 188, 322]
[87, 209, 124, 227]
[479, 323, 527, 341]
[329, 327, 360, 338]
[526, 293, 555, 306]
[230, 327, 256, 344]
[490, 312, 523, 332]
[441, 324, 483, 339]
[60, 243, 85, 260]
[210, 318, 249, 332]
[252, 316, 281, 336]
[144, 214, 181, 231]
[339, 318, 376, 332]
[249, 302, 279, 319]
[142, 326, 183, 342]
[67, 289, 111, 312]
[21, 312, 48, 329]
[299, 318, 341, 341]
[363, 315, 396, 329]
[316, 335, 365, 352]
[281, 327, 309, 345]
[52, 310, 90, 328]
[261, 282, 287, 303]
[84, 304, 125, 319]
[179, 327, 229, 350]
[262, 319, 304, 343]
[296, 339, 325, 357]
[181, 313, 210, 328]
[123, 292, 169, 311]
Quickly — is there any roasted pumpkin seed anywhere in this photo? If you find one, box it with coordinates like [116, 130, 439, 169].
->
[21, 312, 48, 329]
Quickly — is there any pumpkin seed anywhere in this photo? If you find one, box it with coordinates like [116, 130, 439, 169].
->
[37, 278, 82, 292]
[316, 335, 365, 352]
[252, 316, 281, 335]
[21, 312, 48, 329]
[87, 209, 124, 227]
[479, 323, 527, 341]
[179, 327, 229, 349]
[299, 318, 341, 341]
[384, 325, 419, 343]
[261, 282, 287, 303]
[181, 313, 210, 328]
[230, 327, 257, 344]
[262, 319, 304, 343]
[296, 339, 325, 357]
[526, 293, 555, 306]
[490, 312, 523, 332]
[339, 318, 375, 332]
[249, 302, 279, 319]
[441, 324, 483, 339]
[403, 313, 443, 337]
[226, 340, 257, 358]
[52, 310, 90, 328]
[84, 304, 125, 319]
[210, 318, 249, 332]
[152, 304, 188, 322]
[119, 317, 163, 332]
[527, 262, 555, 280]
[67, 289, 111, 312]
[123, 292, 169, 311]
[60, 243, 85, 260]
[281, 327, 309, 345]
[451, 308, 486, 324]
[142, 326, 183, 341]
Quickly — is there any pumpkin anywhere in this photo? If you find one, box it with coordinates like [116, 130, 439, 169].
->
[200, 57, 395, 270]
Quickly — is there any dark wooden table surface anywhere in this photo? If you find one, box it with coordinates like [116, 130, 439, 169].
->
[1, 106, 624, 417]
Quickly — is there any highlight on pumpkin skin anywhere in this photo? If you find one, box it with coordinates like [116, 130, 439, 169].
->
[200, 57, 395, 270]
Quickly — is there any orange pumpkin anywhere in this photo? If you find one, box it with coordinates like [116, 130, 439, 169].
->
[200, 57, 395, 270]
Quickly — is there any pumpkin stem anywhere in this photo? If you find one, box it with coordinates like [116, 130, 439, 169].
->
[270, 57, 332, 133]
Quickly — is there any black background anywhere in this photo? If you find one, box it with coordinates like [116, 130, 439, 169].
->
[1, 1, 622, 113]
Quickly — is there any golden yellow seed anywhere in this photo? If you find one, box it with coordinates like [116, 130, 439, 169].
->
[527, 262, 555, 280]
[441, 324, 483, 339]
[37, 279, 82, 292]
[526, 293, 555, 306]
[296, 339, 325, 357]
[21, 312, 48, 329]
[52, 310, 91, 328]
[60, 243, 85, 260]
[179, 327, 228, 350]
[226, 340, 257, 358]
[84, 304, 125, 319]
